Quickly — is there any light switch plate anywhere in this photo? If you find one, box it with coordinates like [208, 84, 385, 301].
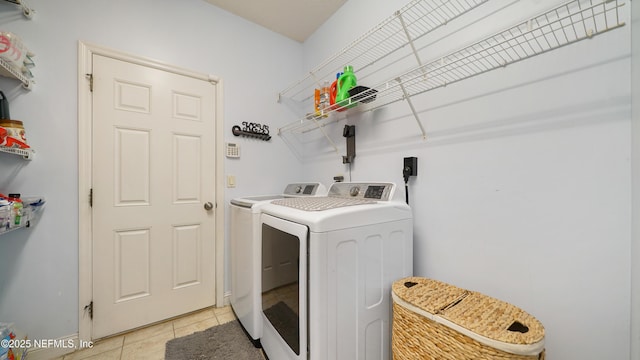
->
[227, 175, 236, 188]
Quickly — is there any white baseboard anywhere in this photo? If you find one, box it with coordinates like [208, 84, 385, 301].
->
[221, 291, 231, 306]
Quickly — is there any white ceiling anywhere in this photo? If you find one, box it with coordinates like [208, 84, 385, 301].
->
[204, 0, 348, 43]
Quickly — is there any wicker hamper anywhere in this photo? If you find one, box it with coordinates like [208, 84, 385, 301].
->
[392, 277, 545, 360]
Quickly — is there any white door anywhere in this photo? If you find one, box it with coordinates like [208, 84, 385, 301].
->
[91, 54, 216, 338]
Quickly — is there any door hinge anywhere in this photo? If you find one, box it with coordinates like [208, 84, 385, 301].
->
[84, 300, 93, 320]
[89, 188, 93, 207]
[85, 73, 93, 92]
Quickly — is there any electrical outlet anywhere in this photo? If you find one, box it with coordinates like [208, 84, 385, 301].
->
[402, 156, 418, 204]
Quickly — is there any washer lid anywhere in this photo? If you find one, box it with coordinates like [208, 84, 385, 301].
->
[231, 195, 285, 208]
[230, 182, 327, 208]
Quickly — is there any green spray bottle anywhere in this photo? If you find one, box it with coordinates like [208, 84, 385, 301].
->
[335, 65, 357, 110]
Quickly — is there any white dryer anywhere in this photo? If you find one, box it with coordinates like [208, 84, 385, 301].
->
[259, 182, 413, 360]
[230, 183, 326, 346]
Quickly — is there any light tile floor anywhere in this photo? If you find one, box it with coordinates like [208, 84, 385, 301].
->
[53, 305, 238, 360]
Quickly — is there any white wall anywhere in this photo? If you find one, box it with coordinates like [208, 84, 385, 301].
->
[300, 0, 634, 359]
[0, 0, 302, 342]
[631, 0, 639, 358]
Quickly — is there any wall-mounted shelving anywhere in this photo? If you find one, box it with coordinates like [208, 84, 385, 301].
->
[278, 0, 489, 104]
[0, 0, 39, 238]
[277, 0, 626, 147]
[0, 0, 35, 89]
[0, 57, 33, 90]
[0, 196, 45, 236]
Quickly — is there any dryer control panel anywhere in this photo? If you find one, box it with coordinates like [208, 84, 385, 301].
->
[328, 182, 395, 201]
[282, 183, 327, 196]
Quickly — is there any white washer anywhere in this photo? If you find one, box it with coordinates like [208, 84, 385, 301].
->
[259, 182, 413, 360]
[230, 183, 327, 346]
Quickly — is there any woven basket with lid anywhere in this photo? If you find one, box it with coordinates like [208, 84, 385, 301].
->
[392, 277, 545, 360]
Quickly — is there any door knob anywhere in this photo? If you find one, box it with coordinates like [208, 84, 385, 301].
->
[204, 202, 214, 211]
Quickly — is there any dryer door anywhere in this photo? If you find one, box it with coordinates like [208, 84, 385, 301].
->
[260, 213, 308, 360]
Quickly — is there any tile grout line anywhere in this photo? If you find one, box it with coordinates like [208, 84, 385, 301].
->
[117, 340, 123, 360]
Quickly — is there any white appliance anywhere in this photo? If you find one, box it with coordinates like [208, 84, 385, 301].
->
[230, 183, 327, 346]
[259, 182, 413, 360]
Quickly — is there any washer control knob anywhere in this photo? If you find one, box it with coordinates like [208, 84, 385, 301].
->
[295, 186, 303, 194]
[349, 186, 360, 197]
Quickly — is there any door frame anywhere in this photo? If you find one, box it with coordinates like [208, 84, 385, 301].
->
[77, 41, 225, 341]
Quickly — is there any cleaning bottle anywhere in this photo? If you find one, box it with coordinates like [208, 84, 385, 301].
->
[9, 195, 22, 227]
[314, 88, 321, 116]
[329, 72, 341, 110]
[319, 80, 330, 116]
[335, 65, 357, 111]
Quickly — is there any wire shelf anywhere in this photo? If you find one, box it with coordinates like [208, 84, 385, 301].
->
[368, 0, 626, 111]
[0, 0, 35, 88]
[0, 196, 45, 237]
[0, 58, 34, 90]
[278, 0, 488, 103]
[0, 145, 34, 160]
[278, 0, 626, 137]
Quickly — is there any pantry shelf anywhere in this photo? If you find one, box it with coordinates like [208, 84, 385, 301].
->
[0, 145, 34, 159]
[0, 57, 33, 89]
[0, 0, 36, 89]
[278, 0, 626, 141]
[0, 196, 45, 236]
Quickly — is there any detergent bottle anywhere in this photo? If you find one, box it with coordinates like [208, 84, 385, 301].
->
[335, 65, 357, 111]
[329, 72, 341, 110]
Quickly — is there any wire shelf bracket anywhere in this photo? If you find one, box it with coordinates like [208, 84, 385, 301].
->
[1, 0, 34, 19]
[397, 78, 427, 139]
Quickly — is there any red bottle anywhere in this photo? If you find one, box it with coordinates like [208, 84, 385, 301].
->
[329, 72, 341, 110]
